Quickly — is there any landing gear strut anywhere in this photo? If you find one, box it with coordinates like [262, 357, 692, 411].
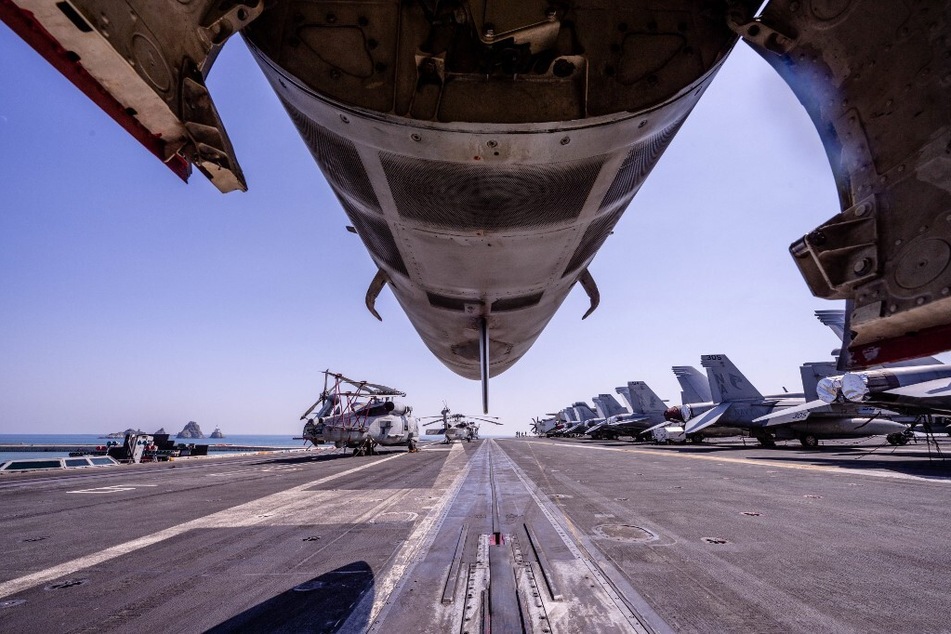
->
[352, 440, 376, 457]
[886, 432, 910, 446]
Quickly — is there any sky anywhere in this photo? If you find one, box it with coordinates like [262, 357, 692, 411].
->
[0, 24, 856, 437]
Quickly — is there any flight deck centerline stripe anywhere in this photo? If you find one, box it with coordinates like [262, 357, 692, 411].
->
[0, 452, 405, 600]
[526, 440, 951, 483]
[345, 441, 479, 633]
[495, 444, 666, 634]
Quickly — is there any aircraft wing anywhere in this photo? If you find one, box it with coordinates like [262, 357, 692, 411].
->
[640, 420, 673, 436]
[684, 403, 732, 435]
[886, 379, 951, 399]
[753, 400, 830, 426]
[608, 416, 650, 431]
[0, 0, 256, 192]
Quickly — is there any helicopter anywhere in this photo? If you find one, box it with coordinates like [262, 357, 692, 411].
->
[420, 406, 501, 444]
[300, 371, 419, 456]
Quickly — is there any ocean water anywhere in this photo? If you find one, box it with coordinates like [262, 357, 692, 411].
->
[0, 434, 307, 464]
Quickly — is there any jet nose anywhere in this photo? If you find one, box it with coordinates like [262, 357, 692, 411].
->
[664, 406, 684, 422]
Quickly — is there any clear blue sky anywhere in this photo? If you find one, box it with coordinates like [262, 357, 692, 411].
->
[1, 27, 853, 436]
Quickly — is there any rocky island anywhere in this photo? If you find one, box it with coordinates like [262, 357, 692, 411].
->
[176, 421, 205, 439]
[210, 427, 225, 439]
[100, 427, 147, 438]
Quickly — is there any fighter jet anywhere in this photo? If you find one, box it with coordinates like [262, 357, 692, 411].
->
[553, 402, 601, 438]
[3, 1, 949, 402]
[604, 380, 680, 440]
[421, 406, 501, 443]
[671, 366, 714, 408]
[584, 393, 636, 440]
[759, 363, 951, 427]
[300, 371, 419, 455]
[593, 394, 629, 420]
[753, 361, 913, 447]
[660, 355, 779, 442]
[669, 354, 912, 447]
[752, 310, 941, 445]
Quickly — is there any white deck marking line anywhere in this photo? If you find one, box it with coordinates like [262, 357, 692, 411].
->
[495, 443, 661, 634]
[68, 484, 159, 494]
[528, 440, 951, 483]
[344, 442, 477, 633]
[0, 453, 404, 599]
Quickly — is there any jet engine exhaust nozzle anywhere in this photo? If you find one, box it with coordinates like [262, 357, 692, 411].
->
[841, 373, 871, 402]
[816, 376, 842, 404]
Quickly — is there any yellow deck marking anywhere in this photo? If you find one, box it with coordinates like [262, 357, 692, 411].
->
[523, 440, 950, 483]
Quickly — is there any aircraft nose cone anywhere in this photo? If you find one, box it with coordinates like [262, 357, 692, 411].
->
[816, 376, 842, 403]
[841, 373, 870, 402]
[664, 406, 684, 422]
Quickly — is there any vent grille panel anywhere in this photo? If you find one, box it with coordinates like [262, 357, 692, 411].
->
[427, 293, 469, 311]
[282, 99, 381, 214]
[562, 208, 625, 277]
[599, 121, 684, 213]
[492, 293, 543, 312]
[339, 198, 408, 277]
[381, 154, 605, 230]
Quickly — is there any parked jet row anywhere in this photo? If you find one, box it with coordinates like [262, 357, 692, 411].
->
[535, 310, 949, 448]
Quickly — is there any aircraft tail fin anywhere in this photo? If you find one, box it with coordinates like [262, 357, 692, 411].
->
[799, 361, 838, 400]
[574, 402, 598, 421]
[815, 310, 847, 341]
[564, 402, 596, 422]
[615, 386, 635, 411]
[672, 366, 713, 404]
[626, 381, 669, 424]
[593, 394, 628, 418]
[700, 354, 763, 402]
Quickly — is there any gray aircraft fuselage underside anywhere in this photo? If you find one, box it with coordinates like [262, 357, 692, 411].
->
[3, 1, 949, 375]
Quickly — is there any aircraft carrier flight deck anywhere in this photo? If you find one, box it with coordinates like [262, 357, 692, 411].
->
[1, 437, 949, 633]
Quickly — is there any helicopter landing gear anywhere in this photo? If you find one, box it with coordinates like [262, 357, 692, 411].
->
[886, 432, 909, 446]
[352, 440, 376, 457]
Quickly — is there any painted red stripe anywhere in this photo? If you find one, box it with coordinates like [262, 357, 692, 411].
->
[0, 0, 191, 181]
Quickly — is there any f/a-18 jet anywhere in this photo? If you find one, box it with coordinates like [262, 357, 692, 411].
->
[758, 363, 951, 438]
[753, 310, 936, 445]
[752, 360, 913, 447]
[662, 355, 777, 442]
[667, 354, 909, 447]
